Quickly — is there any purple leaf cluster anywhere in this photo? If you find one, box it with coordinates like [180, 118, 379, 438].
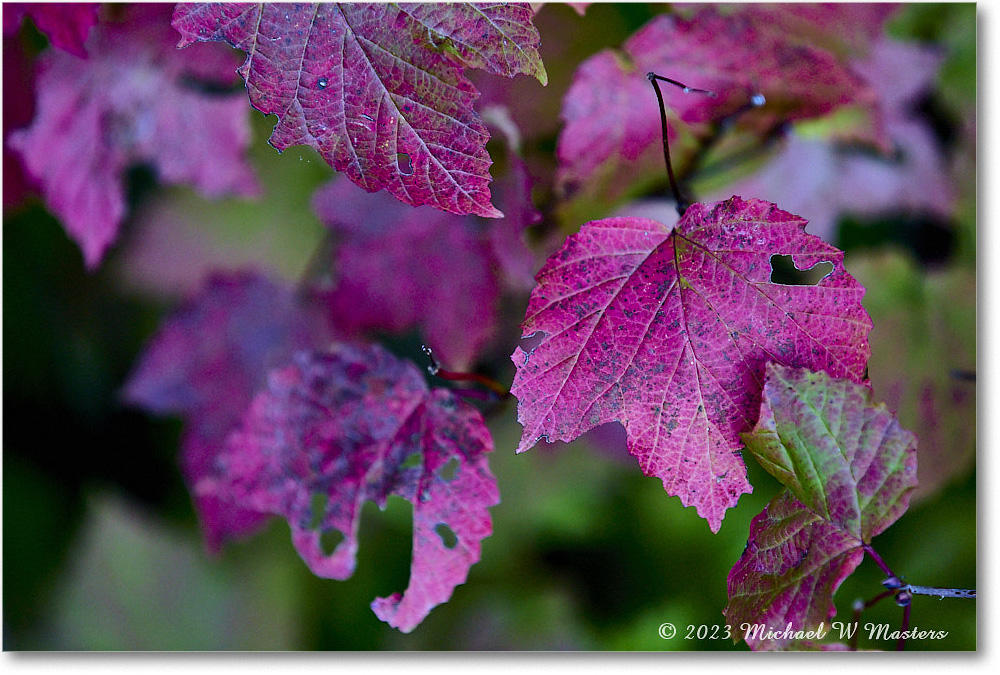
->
[510, 197, 871, 531]
[172, 3, 546, 218]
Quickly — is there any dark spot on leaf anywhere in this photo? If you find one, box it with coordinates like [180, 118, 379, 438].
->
[317, 77, 328, 89]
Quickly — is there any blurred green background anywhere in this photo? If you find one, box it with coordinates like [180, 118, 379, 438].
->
[3, 3, 975, 650]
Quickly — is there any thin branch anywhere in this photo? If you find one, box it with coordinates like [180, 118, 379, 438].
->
[421, 345, 510, 397]
[904, 585, 977, 599]
[646, 72, 716, 216]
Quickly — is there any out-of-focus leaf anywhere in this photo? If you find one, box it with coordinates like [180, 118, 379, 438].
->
[313, 167, 537, 369]
[706, 39, 952, 243]
[556, 4, 889, 214]
[7, 4, 259, 269]
[726, 363, 918, 650]
[511, 197, 872, 531]
[202, 344, 499, 632]
[172, 3, 546, 218]
[124, 271, 331, 551]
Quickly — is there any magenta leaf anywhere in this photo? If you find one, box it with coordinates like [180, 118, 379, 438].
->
[201, 344, 499, 633]
[124, 271, 331, 551]
[313, 169, 536, 369]
[707, 39, 952, 243]
[557, 5, 888, 208]
[725, 363, 918, 650]
[172, 3, 546, 218]
[7, 4, 258, 269]
[3, 3, 100, 57]
[510, 197, 872, 531]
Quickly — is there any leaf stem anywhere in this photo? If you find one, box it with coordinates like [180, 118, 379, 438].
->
[646, 72, 715, 216]
[421, 345, 510, 397]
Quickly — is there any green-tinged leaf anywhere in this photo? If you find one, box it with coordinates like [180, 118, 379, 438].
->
[725, 363, 917, 650]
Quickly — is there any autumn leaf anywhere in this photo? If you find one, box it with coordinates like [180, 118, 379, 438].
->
[510, 197, 871, 531]
[313, 166, 538, 369]
[706, 39, 953, 243]
[7, 4, 259, 269]
[200, 344, 499, 633]
[3, 2, 100, 57]
[556, 5, 887, 213]
[172, 2, 546, 218]
[123, 271, 331, 552]
[725, 363, 918, 650]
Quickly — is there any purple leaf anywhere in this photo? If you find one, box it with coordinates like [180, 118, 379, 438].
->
[201, 344, 499, 633]
[7, 4, 259, 269]
[313, 171, 535, 369]
[172, 3, 546, 218]
[124, 271, 331, 551]
[510, 197, 872, 531]
[706, 39, 953, 243]
[3, 3, 100, 57]
[557, 5, 889, 208]
[725, 363, 918, 650]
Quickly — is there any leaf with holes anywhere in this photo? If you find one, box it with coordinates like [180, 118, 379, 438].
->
[725, 363, 918, 650]
[123, 271, 331, 552]
[510, 197, 872, 531]
[556, 4, 889, 212]
[172, 2, 546, 218]
[200, 344, 499, 633]
[3, 2, 100, 57]
[7, 4, 258, 269]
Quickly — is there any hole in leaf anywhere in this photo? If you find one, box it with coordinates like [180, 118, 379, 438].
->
[397, 152, 413, 175]
[435, 523, 458, 549]
[768, 255, 833, 285]
[399, 452, 422, 470]
[309, 493, 327, 530]
[439, 457, 459, 482]
[320, 528, 344, 556]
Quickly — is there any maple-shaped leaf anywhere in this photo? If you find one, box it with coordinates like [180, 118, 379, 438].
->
[556, 5, 886, 211]
[124, 271, 331, 552]
[725, 363, 918, 650]
[313, 168, 536, 369]
[7, 4, 259, 269]
[706, 39, 952, 243]
[3, 3, 100, 57]
[172, 3, 546, 218]
[200, 344, 499, 633]
[510, 197, 872, 531]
